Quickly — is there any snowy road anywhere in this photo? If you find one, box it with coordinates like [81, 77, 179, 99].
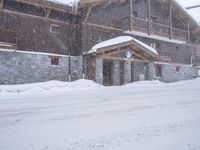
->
[0, 79, 200, 150]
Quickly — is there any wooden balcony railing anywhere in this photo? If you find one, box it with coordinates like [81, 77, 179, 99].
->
[132, 17, 148, 32]
[131, 17, 188, 42]
[172, 28, 187, 41]
[0, 29, 17, 49]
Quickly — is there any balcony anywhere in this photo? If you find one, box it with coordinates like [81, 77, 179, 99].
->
[0, 29, 17, 49]
[131, 17, 188, 42]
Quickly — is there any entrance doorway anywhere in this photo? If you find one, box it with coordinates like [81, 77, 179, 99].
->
[103, 60, 114, 86]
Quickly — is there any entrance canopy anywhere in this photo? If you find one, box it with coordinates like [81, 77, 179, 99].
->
[88, 36, 158, 61]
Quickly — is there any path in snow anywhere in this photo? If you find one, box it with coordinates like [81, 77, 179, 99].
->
[0, 79, 200, 150]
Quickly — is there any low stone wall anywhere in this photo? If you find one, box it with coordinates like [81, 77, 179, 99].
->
[155, 62, 197, 83]
[0, 50, 83, 85]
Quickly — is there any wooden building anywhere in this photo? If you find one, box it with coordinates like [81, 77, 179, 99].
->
[79, 0, 200, 85]
[0, 0, 199, 85]
[80, 0, 200, 64]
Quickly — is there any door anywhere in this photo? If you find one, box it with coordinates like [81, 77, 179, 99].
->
[120, 61, 124, 85]
[103, 60, 114, 86]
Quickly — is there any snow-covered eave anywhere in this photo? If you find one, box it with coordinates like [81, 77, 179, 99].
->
[87, 36, 158, 58]
[124, 30, 186, 44]
[44, 0, 79, 8]
[173, 0, 200, 27]
[0, 48, 71, 58]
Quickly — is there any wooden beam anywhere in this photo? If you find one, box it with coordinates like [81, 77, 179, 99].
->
[187, 22, 190, 43]
[169, 5, 172, 39]
[147, 0, 151, 35]
[129, 0, 133, 31]
[101, 56, 150, 63]
[44, 8, 51, 18]
[186, 5, 200, 10]
[83, 22, 123, 32]
[0, 9, 69, 25]
[84, 6, 93, 22]
[102, 49, 124, 57]
[13, 0, 72, 14]
[0, 0, 3, 9]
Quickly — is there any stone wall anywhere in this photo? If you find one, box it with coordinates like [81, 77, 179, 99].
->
[0, 50, 83, 85]
[156, 63, 196, 83]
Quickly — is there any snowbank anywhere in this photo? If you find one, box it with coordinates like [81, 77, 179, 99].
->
[0, 78, 200, 150]
[0, 79, 102, 93]
[1, 78, 200, 93]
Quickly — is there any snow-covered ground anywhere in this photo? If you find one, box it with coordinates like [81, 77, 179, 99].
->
[0, 79, 200, 150]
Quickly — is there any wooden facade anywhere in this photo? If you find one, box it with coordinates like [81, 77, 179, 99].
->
[0, 0, 82, 55]
[0, 0, 200, 64]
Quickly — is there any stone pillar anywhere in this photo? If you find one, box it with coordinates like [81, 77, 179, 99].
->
[124, 60, 131, 84]
[95, 58, 103, 84]
[113, 60, 120, 86]
[147, 62, 155, 80]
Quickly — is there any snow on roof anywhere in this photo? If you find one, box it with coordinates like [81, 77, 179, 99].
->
[174, 0, 200, 25]
[0, 48, 70, 58]
[124, 30, 186, 44]
[187, 8, 200, 24]
[177, 0, 200, 24]
[44, 0, 79, 7]
[88, 36, 158, 55]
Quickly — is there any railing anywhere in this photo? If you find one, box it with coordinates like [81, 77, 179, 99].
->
[131, 17, 188, 42]
[0, 29, 17, 49]
[151, 22, 169, 37]
[172, 28, 187, 41]
[132, 17, 148, 32]
[0, 29, 17, 44]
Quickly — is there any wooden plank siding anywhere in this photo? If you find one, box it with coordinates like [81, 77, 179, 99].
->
[0, 0, 82, 55]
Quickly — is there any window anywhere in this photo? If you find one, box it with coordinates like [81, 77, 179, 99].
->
[150, 41, 160, 49]
[155, 65, 162, 77]
[50, 24, 59, 33]
[132, 11, 138, 18]
[176, 66, 181, 72]
[51, 57, 59, 65]
[91, 30, 110, 43]
[150, 15, 158, 23]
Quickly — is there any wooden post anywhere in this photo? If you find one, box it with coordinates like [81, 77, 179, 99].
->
[169, 5, 172, 39]
[84, 6, 93, 22]
[0, 0, 3, 9]
[187, 22, 190, 43]
[129, 0, 133, 31]
[44, 8, 51, 18]
[147, 0, 151, 35]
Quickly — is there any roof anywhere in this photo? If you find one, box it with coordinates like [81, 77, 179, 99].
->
[175, 0, 200, 24]
[124, 30, 186, 44]
[187, 8, 200, 24]
[88, 36, 158, 57]
[44, 0, 79, 7]
[172, 0, 199, 26]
